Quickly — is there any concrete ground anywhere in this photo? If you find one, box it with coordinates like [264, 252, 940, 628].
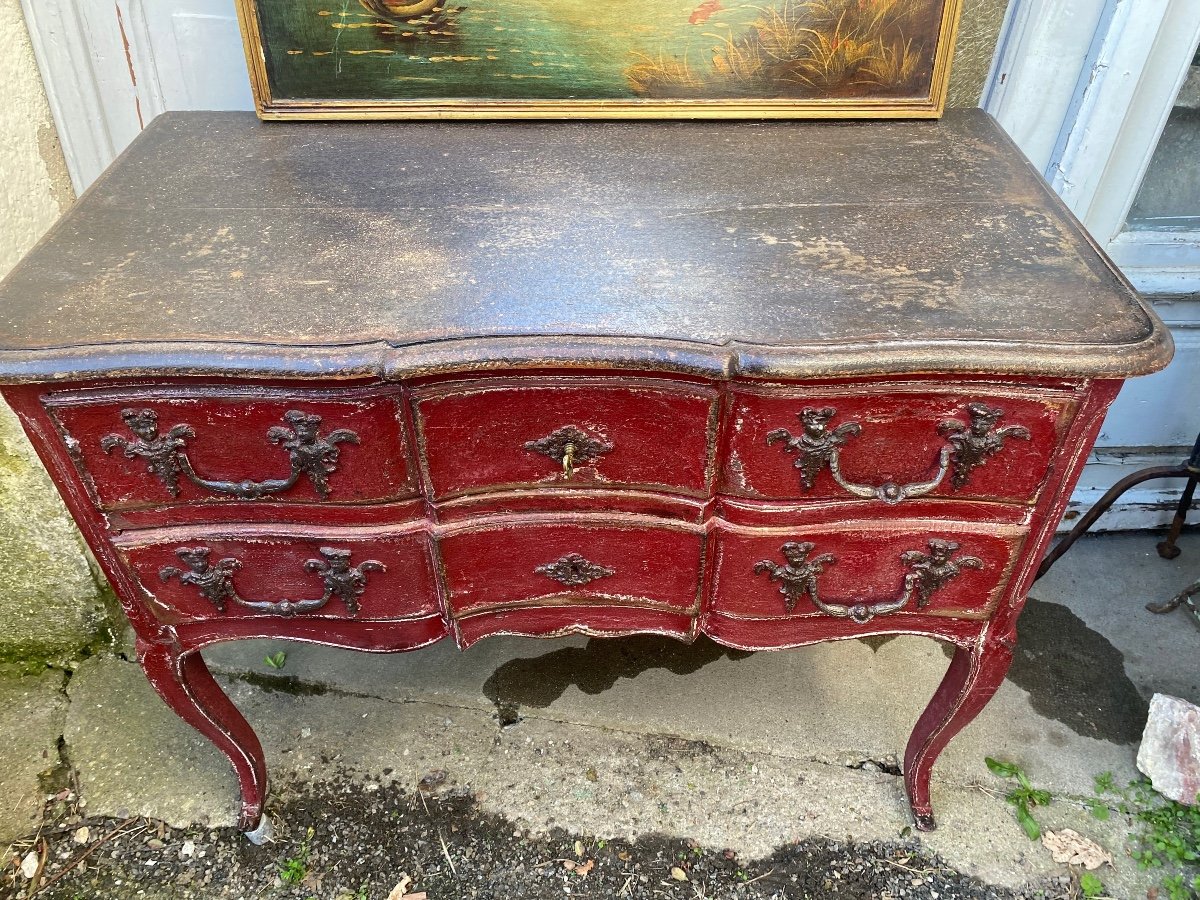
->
[2, 531, 1199, 897]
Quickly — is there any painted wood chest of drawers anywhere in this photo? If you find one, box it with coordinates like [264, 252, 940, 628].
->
[0, 110, 1172, 836]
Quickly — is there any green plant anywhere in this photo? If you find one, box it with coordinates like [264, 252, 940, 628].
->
[264, 650, 287, 670]
[985, 757, 1051, 840]
[1095, 775, 1200, 898]
[1079, 871, 1104, 898]
[1085, 797, 1110, 821]
[280, 826, 314, 884]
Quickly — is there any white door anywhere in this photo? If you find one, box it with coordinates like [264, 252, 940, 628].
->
[19, 0, 252, 193]
[986, 0, 1200, 528]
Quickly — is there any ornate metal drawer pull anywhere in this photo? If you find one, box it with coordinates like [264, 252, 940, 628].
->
[101, 408, 359, 500]
[753, 538, 982, 624]
[535, 553, 615, 587]
[159, 546, 384, 617]
[524, 425, 613, 481]
[766, 402, 1030, 503]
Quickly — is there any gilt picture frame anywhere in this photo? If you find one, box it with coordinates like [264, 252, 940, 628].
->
[235, 0, 963, 119]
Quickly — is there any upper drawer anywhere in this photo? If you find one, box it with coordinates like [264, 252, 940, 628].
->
[47, 387, 417, 511]
[414, 378, 719, 501]
[721, 383, 1075, 506]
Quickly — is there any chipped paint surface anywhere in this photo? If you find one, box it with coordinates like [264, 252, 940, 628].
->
[0, 110, 1172, 384]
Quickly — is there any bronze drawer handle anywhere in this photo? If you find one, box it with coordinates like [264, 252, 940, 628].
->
[753, 538, 983, 624]
[535, 553, 615, 587]
[766, 402, 1030, 503]
[101, 408, 359, 500]
[523, 425, 613, 481]
[159, 546, 383, 617]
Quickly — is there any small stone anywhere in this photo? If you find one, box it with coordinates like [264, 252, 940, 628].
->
[670, 867, 689, 881]
[20, 851, 38, 879]
[146, 839, 165, 850]
[180, 840, 195, 858]
[73, 826, 90, 844]
[1137, 693, 1200, 805]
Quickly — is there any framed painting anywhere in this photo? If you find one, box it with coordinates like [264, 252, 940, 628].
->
[234, 0, 963, 119]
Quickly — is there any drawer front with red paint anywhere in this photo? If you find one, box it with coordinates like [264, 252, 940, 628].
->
[438, 519, 705, 618]
[722, 384, 1074, 506]
[117, 528, 439, 623]
[709, 519, 1024, 623]
[49, 387, 416, 511]
[414, 379, 718, 500]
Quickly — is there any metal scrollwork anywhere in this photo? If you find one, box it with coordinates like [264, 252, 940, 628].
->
[938, 403, 1032, 490]
[754, 538, 983, 624]
[765, 402, 1029, 504]
[752, 541, 835, 614]
[535, 553, 615, 587]
[766, 407, 861, 491]
[159, 546, 384, 617]
[101, 408, 359, 500]
[524, 426, 613, 481]
[99, 409, 195, 497]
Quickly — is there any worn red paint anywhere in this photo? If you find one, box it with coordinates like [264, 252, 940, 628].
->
[0, 371, 1124, 834]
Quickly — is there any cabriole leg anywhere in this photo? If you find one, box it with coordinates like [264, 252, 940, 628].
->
[903, 634, 1014, 831]
[137, 639, 268, 833]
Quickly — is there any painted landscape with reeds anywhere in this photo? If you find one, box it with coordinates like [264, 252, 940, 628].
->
[255, 0, 946, 103]
[627, 0, 944, 98]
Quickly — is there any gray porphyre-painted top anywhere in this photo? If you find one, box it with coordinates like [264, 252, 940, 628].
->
[0, 110, 1172, 383]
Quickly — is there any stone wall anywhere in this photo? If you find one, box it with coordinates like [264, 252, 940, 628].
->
[0, 0, 111, 667]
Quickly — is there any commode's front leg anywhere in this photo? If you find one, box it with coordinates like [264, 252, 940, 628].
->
[137, 638, 268, 835]
[903, 631, 1014, 831]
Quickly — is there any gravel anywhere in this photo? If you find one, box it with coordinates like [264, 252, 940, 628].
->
[3, 775, 1072, 900]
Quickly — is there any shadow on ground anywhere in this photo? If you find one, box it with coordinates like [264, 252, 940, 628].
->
[9, 776, 1036, 900]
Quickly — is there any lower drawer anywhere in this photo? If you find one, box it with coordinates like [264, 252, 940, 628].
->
[438, 518, 705, 617]
[709, 519, 1024, 624]
[117, 528, 439, 623]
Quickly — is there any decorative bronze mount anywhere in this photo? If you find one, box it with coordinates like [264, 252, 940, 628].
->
[535, 553, 615, 587]
[524, 425, 613, 480]
[159, 546, 384, 617]
[101, 408, 359, 500]
[766, 402, 1030, 503]
[754, 538, 983, 624]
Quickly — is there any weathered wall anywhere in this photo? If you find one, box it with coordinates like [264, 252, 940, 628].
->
[0, 0, 111, 666]
[949, 0, 1010, 108]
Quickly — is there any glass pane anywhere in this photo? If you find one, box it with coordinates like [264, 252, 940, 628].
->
[1126, 46, 1200, 231]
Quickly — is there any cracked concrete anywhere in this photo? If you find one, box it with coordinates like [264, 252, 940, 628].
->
[0, 668, 68, 846]
[2, 532, 1198, 897]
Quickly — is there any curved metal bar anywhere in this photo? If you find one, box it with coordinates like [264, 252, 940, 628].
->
[766, 402, 1028, 504]
[1034, 463, 1193, 580]
[1146, 578, 1200, 628]
[754, 538, 983, 624]
[828, 445, 951, 505]
[808, 571, 920, 624]
[101, 408, 359, 500]
[176, 454, 299, 500]
[159, 546, 383, 618]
